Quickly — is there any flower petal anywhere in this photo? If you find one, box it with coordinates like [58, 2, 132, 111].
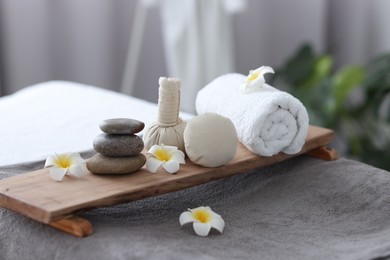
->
[210, 217, 225, 233]
[163, 145, 178, 153]
[146, 157, 163, 173]
[148, 144, 178, 155]
[241, 66, 275, 94]
[69, 163, 85, 177]
[179, 211, 195, 226]
[171, 150, 185, 164]
[257, 65, 274, 76]
[190, 206, 207, 212]
[44, 154, 57, 168]
[49, 167, 68, 181]
[68, 153, 85, 164]
[147, 145, 163, 156]
[193, 222, 212, 237]
[162, 160, 180, 174]
[211, 210, 222, 219]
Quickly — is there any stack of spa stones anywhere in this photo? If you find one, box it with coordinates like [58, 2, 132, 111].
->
[86, 118, 146, 175]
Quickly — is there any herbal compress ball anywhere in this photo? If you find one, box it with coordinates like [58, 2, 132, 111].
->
[184, 113, 237, 167]
[143, 77, 187, 152]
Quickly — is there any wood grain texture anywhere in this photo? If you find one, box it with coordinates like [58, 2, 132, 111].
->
[0, 126, 334, 224]
[49, 216, 93, 237]
[307, 146, 339, 161]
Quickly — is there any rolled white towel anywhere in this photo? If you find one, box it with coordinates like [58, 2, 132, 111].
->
[196, 73, 309, 156]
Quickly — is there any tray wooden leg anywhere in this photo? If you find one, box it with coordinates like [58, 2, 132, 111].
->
[307, 146, 338, 161]
[49, 216, 93, 238]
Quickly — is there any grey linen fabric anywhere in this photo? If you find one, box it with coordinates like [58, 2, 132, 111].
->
[1, 154, 390, 260]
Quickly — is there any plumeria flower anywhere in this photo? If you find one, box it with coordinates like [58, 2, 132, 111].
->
[179, 206, 225, 237]
[44, 152, 86, 181]
[240, 65, 274, 94]
[146, 144, 185, 174]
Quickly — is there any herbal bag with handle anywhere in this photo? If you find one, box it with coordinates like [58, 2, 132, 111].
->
[143, 77, 187, 152]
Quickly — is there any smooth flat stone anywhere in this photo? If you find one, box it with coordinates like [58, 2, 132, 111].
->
[87, 153, 146, 174]
[100, 118, 145, 134]
[93, 134, 144, 157]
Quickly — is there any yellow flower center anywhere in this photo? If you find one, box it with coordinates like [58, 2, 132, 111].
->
[155, 147, 172, 162]
[192, 208, 212, 223]
[246, 70, 260, 83]
[55, 155, 72, 168]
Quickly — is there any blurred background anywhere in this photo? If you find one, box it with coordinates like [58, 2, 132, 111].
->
[1, 0, 390, 169]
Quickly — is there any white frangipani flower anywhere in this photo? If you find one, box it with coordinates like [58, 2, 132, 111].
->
[146, 144, 185, 174]
[44, 153, 86, 181]
[240, 66, 274, 94]
[179, 206, 225, 237]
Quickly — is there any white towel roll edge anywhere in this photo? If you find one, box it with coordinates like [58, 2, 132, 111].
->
[196, 73, 309, 157]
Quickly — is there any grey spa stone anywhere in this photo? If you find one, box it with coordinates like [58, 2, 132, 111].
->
[100, 118, 145, 135]
[93, 134, 144, 157]
[87, 153, 146, 175]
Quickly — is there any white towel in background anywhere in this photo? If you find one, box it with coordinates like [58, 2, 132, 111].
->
[0, 81, 193, 166]
[196, 73, 309, 156]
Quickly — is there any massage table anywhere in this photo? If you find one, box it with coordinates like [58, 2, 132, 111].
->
[1, 82, 390, 259]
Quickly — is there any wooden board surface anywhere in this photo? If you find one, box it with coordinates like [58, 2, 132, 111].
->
[0, 126, 334, 224]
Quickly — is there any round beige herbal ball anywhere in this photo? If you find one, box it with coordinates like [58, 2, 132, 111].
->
[184, 113, 237, 167]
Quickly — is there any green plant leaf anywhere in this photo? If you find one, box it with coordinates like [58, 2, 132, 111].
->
[332, 66, 365, 110]
[300, 55, 333, 90]
[277, 44, 316, 86]
[276, 43, 390, 170]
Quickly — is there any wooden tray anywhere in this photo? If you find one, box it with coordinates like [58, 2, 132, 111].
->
[0, 126, 337, 237]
